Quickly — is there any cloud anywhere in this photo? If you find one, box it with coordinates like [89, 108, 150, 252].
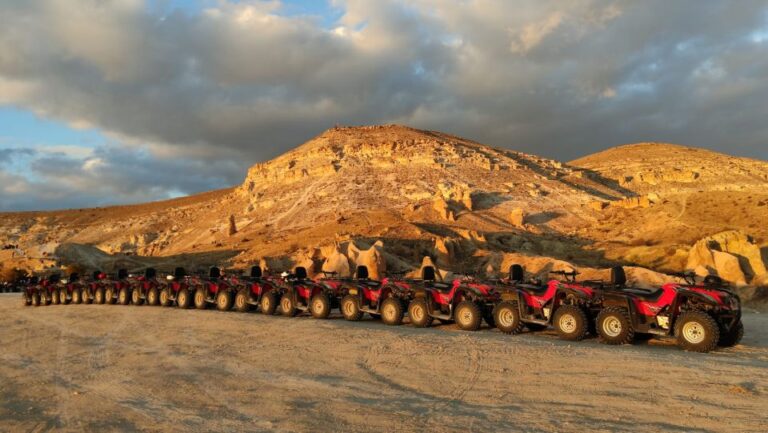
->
[0, 0, 767, 210]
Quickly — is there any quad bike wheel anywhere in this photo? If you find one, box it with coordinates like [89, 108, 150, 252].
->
[554, 305, 589, 341]
[675, 311, 719, 352]
[72, 288, 81, 304]
[234, 289, 252, 312]
[381, 298, 404, 326]
[118, 288, 130, 305]
[260, 291, 279, 315]
[216, 291, 234, 311]
[131, 288, 143, 305]
[194, 288, 208, 309]
[408, 298, 433, 328]
[23, 294, 32, 307]
[59, 289, 70, 305]
[51, 291, 60, 305]
[280, 294, 299, 317]
[455, 301, 482, 331]
[81, 289, 92, 304]
[94, 288, 105, 304]
[177, 289, 191, 309]
[493, 301, 525, 335]
[341, 295, 363, 321]
[104, 288, 116, 305]
[147, 288, 158, 306]
[310, 293, 331, 319]
[32, 293, 40, 306]
[596, 307, 634, 345]
[718, 321, 744, 347]
[42, 293, 51, 305]
[159, 289, 172, 307]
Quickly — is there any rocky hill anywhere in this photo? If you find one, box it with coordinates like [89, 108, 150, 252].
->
[1, 126, 766, 295]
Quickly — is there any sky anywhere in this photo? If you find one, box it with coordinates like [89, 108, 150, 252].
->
[0, 0, 767, 211]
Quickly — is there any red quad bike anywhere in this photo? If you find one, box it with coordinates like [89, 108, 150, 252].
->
[130, 268, 162, 306]
[491, 265, 602, 341]
[160, 267, 192, 308]
[595, 268, 743, 353]
[278, 267, 336, 319]
[231, 266, 281, 315]
[84, 271, 110, 304]
[340, 266, 414, 326]
[103, 269, 132, 305]
[407, 266, 500, 331]
[36, 274, 62, 306]
[57, 273, 87, 305]
[192, 266, 236, 311]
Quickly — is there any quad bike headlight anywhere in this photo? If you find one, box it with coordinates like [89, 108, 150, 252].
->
[656, 315, 670, 329]
[166, 275, 175, 281]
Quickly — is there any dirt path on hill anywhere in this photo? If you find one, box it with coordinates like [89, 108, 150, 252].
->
[0, 294, 766, 433]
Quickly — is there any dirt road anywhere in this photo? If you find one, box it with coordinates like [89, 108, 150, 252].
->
[1, 294, 766, 432]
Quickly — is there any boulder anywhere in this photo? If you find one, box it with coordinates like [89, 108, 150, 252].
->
[686, 230, 765, 285]
[432, 196, 455, 221]
[321, 243, 352, 277]
[712, 251, 747, 286]
[347, 240, 386, 280]
[509, 208, 526, 227]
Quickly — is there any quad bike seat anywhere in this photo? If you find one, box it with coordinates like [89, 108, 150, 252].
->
[518, 283, 549, 295]
[621, 287, 664, 302]
[430, 282, 453, 293]
[363, 280, 382, 288]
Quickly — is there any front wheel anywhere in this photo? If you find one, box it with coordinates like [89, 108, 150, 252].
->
[32, 293, 40, 306]
[159, 289, 172, 307]
[147, 288, 159, 306]
[554, 305, 589, 341]
[408, 298, 433, 328]
[380, 298, 404, 326]
[81, 288, 92, 304]
[493, 301, 524, 334]
[675, 311, 719, 352]
[194, 288, 207, 310]
[59, 289, 70, 305]
[177, 289, 191, 309]
[280, 294, 299, 317]
[131, 288, 143, 305]
[341, 295, 363, 321]
[104, 288, 115, 305]
[455, 301, 482, 331]
[72, 288, 81, 304]
[216, 291, 233, 311]
[261, 291, 279, 315]
[234, 289, 252, 312]
[596, 307, 634, 345]
[51, 291, 60, 305]
[94, 288, 105, 304]
[310, 293, 331, 319]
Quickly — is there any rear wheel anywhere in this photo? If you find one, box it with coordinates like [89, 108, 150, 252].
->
[341, 295, 363, 321]
[216, 291, 233, 311]
[554, 305, 589, 341]
[32, 293, 40, 306]
[260, 291, 278, 315]
[177, 288, 191, 309]
[147, 288, 158, 306]
[51, 291, 60, 305]
[234, 289, 252, 312]
[72, 288, 81, 304]
[675, 311, 719, 352]
[381, 298, 404, 326]
[60, 289, 70, 305]
[159, 289, 172, 307]
[310, 293, 331, 319]
[94, 288, 105, 304]
[280, 294, 299, 317]
[408, 298, 433, 328]
[493, 301, 524, 334]
[194, 288, 207, 309]
[455, 301, 482, 331]
[104, 288, 115, 305]
[23, 293, 32, 306]
[118, 288, 130, 305]
[131, 288, 143, 305]
[81, 288, 92, 304]
[596, 307, 634, 345]
[719, 321, 744, 347]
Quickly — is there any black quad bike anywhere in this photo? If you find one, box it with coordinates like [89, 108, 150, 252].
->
[491, 265, 603, 341]
[339, 266, 413, 326]
[407, 266, 500, 331]
[595, 268, 743, 352]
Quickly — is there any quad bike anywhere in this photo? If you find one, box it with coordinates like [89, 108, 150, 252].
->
[130, 268, 162, 306]
[192, 267, 236, 311]
[278, 267, 337, 319]
[82, 271, 110, 304]
[160, 267, 192, 308]
[103, 269, 132, 305]
[56, 273, 86, 305]
[339, 266, 414, 325]
[491, 265, 602, 341]
[36, 274, 62, 306]
[595, 268, 742, 352]
[407, 266, 500, 331]
[231, 266, 281, 315]
[21, 276, 40, 306]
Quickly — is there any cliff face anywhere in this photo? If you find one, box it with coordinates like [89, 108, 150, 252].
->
[0, 126, 766, 292]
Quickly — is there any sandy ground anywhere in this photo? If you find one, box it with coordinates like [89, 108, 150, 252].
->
[1, 294, 766, 433]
